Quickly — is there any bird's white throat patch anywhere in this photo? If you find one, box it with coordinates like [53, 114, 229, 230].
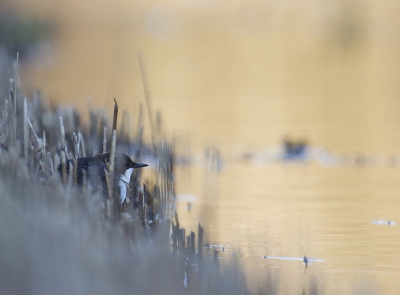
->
[121, 168, 134, 183]
[118, 168, 133, 204]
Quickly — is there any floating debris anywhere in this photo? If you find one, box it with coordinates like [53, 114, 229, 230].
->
[370, 219, 396, 226]
[261, 255, 324, 262]
[262, 255, 324, 273]
[203, 243, 229, 248]
[175, 194, 197, 202]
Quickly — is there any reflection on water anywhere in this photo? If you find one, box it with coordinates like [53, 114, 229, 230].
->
[176, 150, 400, 294]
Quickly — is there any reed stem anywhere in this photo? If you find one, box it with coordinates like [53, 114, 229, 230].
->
[112, 98, 118, 133]
[23, 98, 28, 161]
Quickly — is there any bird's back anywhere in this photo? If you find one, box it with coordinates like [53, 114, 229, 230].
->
[57, 154, 109, 188]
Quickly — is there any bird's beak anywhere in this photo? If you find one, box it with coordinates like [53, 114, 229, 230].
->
[134, 163, 148, 168]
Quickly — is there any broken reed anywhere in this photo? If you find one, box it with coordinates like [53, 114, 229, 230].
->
[171, 213, 204, 260]
[170, 214, 220, 291]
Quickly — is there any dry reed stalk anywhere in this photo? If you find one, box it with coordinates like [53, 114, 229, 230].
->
[112, 98, 118, 133]
[48, 152, 54, 176]
[68, 162, 73, 188]
[82, 170, 87, 193]
[59, 117, 67, 158]
[39, 161, 46, 177]
[143, 183, 148, 224]
[197, 223, 204, 258]
[73, 158, 77, 186]
[102, 127, 107, 153]
[72, 132, 79, 159]
[179, 228, 186, 253]
[27, 118, 40, 144]
[186, 236, 191, 254]
[174, 211, 180, 230]
[9, 80, 14, 109]
[109, 130, 117, 209]
[61, 151, 67, 185]
[9, 79, 15, 146]
[1, 100, 9, 147]
[109, 130, 116, 175]
[29, 145, 35, 173]
[26, 118, 44, 173]
[172, 222, 178, 256]
[54, 153, 60, 173]
[42, 131, 46, 156]
[23, 98, 28, 161]
[39, 160, 51, 178]
[78, 130, 86, 157]
[13, 53, 19, 115]
[190, 231, 195, 256]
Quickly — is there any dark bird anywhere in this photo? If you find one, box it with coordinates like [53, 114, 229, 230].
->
[57, 152, 148, 203]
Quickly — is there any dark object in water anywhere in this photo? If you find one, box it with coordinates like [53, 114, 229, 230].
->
[282, 137, 308, 160]
[57, 152, 148, 203]
[303, 255, 308, 273]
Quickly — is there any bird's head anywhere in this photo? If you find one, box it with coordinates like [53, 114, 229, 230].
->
[114, 153, 148, 175]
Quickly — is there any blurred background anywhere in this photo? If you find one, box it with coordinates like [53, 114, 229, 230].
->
[2, 0, 400, 294]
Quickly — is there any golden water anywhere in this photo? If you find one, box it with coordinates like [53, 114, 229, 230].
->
[8, 0, 400, 293]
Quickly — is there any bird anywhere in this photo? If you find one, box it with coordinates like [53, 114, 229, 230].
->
[57, 152, 148, 204]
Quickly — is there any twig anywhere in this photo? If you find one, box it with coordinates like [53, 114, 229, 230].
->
[26, 117, 43, 155]
[27, 117, 39, 143]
